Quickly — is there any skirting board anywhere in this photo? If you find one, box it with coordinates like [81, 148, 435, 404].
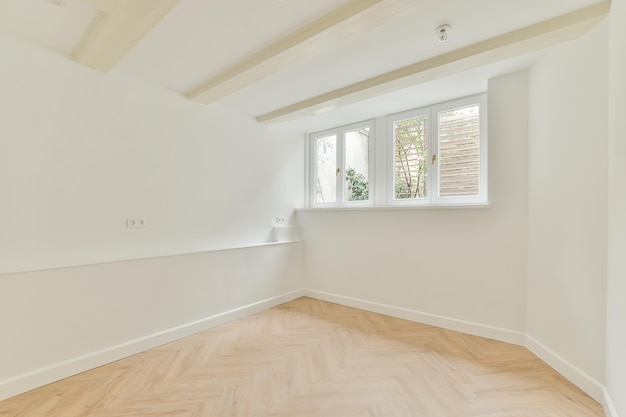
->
[604, 388, 620, 417]
[303, 289, 606, 404]
[525, 334, 604, 402]
[0, 289, 306, 402]
[2, 287, 611, 409]
[303, 289, 526, 345]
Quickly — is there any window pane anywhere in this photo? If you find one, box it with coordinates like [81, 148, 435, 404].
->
[344, 128, 369, 202]
[314, 135, 337, 203]
[394, 116, 428, 199]
[438, 105, 480, 197]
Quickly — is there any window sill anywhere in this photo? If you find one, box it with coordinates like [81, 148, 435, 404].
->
[296, 202, 490, 212]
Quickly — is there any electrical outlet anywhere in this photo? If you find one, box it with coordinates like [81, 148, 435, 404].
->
[275, 216, 286, 225]
[127, 217, 146, 228]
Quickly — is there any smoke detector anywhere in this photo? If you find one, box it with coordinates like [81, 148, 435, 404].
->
[436, 24, 451, 42]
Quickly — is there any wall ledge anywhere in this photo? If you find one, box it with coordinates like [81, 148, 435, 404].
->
[0, 240, 304, 277]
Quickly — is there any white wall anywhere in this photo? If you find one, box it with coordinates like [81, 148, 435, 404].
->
[0, 32, 305, 400]
[0, 33, 304, 274]
[299, 70, 529, 333]
[0, 242, 304, 400]
[0, 11, 620, 411]
[527, 20, 608, 385]
[606, 0, 626, 415]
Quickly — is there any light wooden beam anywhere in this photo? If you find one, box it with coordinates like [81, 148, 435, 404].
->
[187, 0, 429, 104]
[74, 0, 182, 73]
[81, 0, 127, 16]
[257, 0, 611, 125]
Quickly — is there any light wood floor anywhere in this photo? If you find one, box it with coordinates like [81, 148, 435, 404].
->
[1, 297, 604, 417]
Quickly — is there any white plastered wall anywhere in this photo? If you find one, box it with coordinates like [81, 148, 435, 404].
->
[0, 33, 304, 275]
[606, 0, 626, 415]
[527, 20, 608, 386]
[0, 243, 304, 401]
[0, 32, 305, 400]
[299, 70, 529, 334]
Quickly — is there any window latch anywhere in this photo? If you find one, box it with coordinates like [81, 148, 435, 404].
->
[432, 154, 437, 165]
[336, 168, 340, 176]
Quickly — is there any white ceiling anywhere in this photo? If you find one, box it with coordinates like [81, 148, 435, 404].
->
[0, 0, 604, 132]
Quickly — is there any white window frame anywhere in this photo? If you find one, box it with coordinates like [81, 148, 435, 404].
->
[309, 128, 338, 208]
[305, 93, 487, 209]
[308, 120, 375, 208]
[432, 95, 488, 205]
[387, 94, 488, 207]
[387, 107, 432, 207]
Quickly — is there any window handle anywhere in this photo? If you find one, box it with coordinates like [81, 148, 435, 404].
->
[336, 168, 340, 175]
[432, 154, 437, 165]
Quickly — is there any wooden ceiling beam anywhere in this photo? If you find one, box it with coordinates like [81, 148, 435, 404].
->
[256, 0, 611, 125]
[81, 0, 127, 16]
[74, 0, 182, 73]
[186, 0, 430, 104]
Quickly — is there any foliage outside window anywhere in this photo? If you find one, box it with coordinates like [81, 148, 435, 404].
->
[346, 167, 369, 201]
[394, 116, 428, 199]
[308, 94, 487, 208]
[311, 123, 373, 206]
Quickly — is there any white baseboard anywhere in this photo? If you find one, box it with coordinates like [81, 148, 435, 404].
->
[302, 289, 608, 404]
[524, 334, 604, 402]
[0, 289, 305, 402]
[603, 387, 620, 417]
[1, 287, 611, 410]
[303, 289, 526, 345]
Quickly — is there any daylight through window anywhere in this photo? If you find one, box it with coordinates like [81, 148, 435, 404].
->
[311, 122, 373, 206]
[308, 94, 487, 208]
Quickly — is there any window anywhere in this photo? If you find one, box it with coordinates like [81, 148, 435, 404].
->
[310, 121, 374, 207]
[391, 111, 429, 201]
[307, 94, 487, 208]
[388, 95, 487, 206]
[313, 134, 337, 204]
[437, 103, 482, 198]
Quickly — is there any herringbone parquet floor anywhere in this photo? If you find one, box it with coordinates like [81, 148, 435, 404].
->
[0, 297, 604, 417]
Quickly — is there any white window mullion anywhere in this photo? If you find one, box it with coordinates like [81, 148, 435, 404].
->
[367, 120, 377, 204]
[479, 98, 488, 203]
[305, 135, 311, 208]
[336, 130, 345, 205]
[428, 108, 437, 205]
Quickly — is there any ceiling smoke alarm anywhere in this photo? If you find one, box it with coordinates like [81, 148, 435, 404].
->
[436, 24, 451, 42]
